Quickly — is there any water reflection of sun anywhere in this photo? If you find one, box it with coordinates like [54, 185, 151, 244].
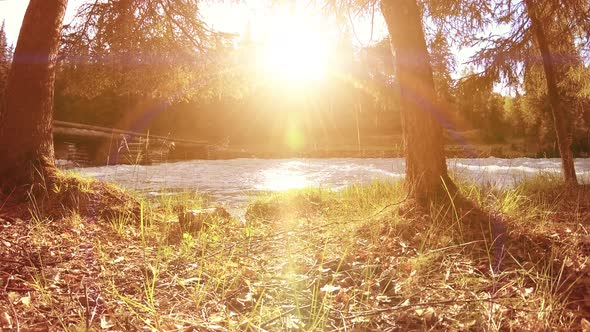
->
[258, 168, 311, 191]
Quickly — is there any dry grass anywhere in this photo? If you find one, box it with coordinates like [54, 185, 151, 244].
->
[0, 176, 589, 331]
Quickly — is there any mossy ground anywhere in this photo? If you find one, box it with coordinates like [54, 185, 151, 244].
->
[0, 174, 589, 331]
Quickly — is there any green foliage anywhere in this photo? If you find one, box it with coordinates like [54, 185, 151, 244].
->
[503, 94, 526, 135]
[454, 70, 508, 141]
[428, 30, 456, 104]
[423, 0, 590, 156]
[58, 0, 222, 101]
[519, 37, 590, 156]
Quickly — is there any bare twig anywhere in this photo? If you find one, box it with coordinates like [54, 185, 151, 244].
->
[344, 296, 559, 320]
[369, 194, 409, 219]
[261, 304, 311, 328]
[84, 283, 90, 330]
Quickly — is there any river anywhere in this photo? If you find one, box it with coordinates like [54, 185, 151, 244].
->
[71, 158, 590, 211]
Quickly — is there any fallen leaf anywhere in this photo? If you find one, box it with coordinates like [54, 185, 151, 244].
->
[20, 295, 31, 307]
[100, 316, 115, 329]
[238, 292, 255, 304]
[0, 312, 12, 329]
[334, 290, 350, 303]
[376, 295, 391, 303]
[178, 277, 202, 287]
[351, 316, 369, 323]
[111, 256, 125, 264]
[7, 292, 18, 304]
[320, 284, 341, 293]
[285, 315, 303, 329]
[423, 307, 435, 322]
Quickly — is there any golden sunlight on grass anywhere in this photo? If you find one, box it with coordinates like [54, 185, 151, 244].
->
[259, 10, 335, 82]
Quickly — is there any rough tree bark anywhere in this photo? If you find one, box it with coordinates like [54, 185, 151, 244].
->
[380, 0, 455, 200]
[0, 0, 68, 193]
[524, 0, 578, 186]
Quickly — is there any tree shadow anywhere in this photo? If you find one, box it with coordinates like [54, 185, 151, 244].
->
[383, 184, 590, 329]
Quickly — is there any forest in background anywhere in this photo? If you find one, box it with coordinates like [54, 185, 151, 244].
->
[1, 1, 590, 158]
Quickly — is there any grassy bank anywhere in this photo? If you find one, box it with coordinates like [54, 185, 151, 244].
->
[1, 175, 589, 330]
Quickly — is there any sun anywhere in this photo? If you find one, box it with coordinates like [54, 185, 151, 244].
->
[259, 12, 334, 82]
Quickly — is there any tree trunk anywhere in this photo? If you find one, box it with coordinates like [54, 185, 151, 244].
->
[0, 0, 68, 192]
[380, 0, 454, 200]
[524, 0, 577, 186]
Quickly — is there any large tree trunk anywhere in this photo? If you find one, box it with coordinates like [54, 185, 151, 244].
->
[380, 0, 455, 200]
[0, 0, 68, 192]
[524, 0, 577, 186]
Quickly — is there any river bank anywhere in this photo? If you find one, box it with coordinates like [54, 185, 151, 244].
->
[208, 131, 587, 159]
[209, 143, 532, 159]
[68, 158, 590, 215]
[1, 176, 589, 330]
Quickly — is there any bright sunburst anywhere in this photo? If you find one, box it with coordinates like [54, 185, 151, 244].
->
[259, 10, 335, 82]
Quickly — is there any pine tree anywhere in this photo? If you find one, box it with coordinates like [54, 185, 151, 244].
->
[0, 0, 220, 193]
[381, 0, 456, 200]
[0, 0, 67, 192]
[0, 20, 10, 99]
[523, 0, 577, 185]
[429, 30, 455, 107]
[327, 0, 457, 200]
[429, 0, 590, 186]
[59, 0, 214, 100]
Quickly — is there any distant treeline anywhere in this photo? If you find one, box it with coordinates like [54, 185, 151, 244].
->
[1, 17, 589, 157]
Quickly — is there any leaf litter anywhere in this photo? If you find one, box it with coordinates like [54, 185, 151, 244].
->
[0, 181, 589, 330]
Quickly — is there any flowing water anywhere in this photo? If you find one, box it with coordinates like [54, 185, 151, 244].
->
[72, 158, 590, 212]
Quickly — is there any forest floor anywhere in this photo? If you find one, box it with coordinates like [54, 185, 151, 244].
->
[1, 174, 590, 331]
